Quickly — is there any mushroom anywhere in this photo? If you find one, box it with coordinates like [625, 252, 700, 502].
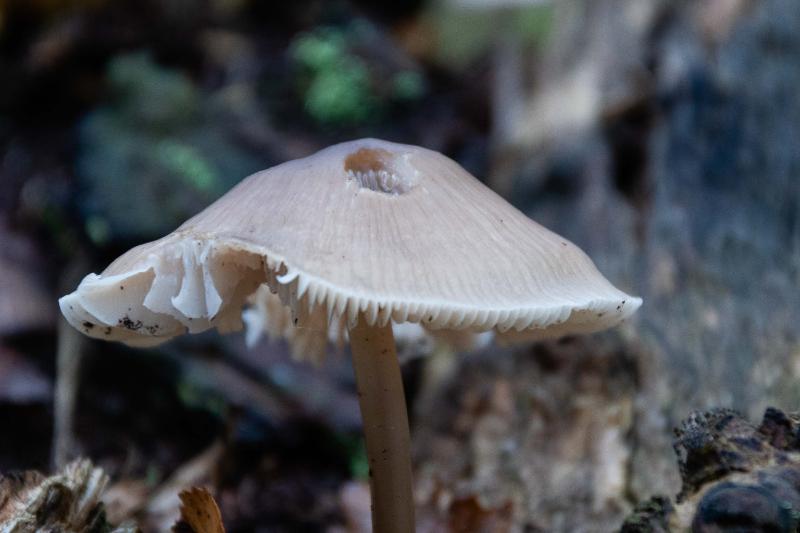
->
[60, 138, 641, 533]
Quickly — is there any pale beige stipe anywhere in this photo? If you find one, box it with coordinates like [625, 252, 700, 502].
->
[59, 138, 641, 346]
[349, 318, 414, 532]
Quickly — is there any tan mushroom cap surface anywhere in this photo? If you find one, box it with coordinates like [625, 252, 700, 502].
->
[59, 138, 641, 347]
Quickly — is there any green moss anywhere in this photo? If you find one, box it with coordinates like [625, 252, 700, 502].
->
[349, 437, 370, 480]
[107, 52, 199, 131]
[304, 58, 375, 124]
[292, 30, 348, 72]
[155, 140, 218, 193]
[78, 52, 266, 240]
[334, 433, 370, 480]
[291, 28, 378, 125]
[290, 22, 426, 126]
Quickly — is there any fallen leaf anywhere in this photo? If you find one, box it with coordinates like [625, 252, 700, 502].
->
[173, 487, 225, 533]
[448, 495, 513, 533]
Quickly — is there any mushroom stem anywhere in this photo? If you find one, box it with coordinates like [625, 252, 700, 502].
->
[349, 316, 415, 533]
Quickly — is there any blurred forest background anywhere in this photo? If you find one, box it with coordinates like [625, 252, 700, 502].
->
[1, 0, 799, 531]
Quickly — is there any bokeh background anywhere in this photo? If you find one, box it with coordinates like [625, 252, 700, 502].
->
[1, 0, 798, 531]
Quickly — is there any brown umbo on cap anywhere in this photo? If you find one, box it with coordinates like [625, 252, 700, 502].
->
[60, 138, 640, 346]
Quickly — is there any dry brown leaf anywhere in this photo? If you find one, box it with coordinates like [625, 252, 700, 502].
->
[172, 487, 225, 533]
[448, 495, 513, 533]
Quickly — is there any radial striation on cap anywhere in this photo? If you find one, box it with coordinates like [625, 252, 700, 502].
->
[59, 138, 641, 347]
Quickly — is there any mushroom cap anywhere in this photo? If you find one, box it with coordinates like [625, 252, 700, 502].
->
[60, 138, 641, 347]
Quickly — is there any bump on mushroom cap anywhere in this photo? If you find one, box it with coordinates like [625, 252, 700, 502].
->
[59, 138, 641, 347]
